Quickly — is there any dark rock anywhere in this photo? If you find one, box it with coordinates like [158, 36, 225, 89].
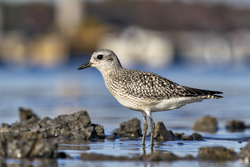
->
[39, 110, 105, 140]
[19, 107, 38, 121]
[0, 132, 58, 158]
[182, 135, 194, 141]
[93, 124, 106, 139]
[38, 117, 52, 127]
[238, 140, 250, 159]
[174, 132, 186, 140]
[2, 109, 105, 140]
[10, 116, 41, 133]
[47, 110, 91, 128]
[174, 132, 203, 141]
[106, 134, 116, 140]
[183, 132, 204, 141]
[191, 132, 204, 141]
[0, 109, 106, 158]
[198, 146, 236, 161]
[226, 120, 246, 131]
[115, 118, 142, 138]
[193, 116, 218, 133]
[113, 128, 119, 136]
[25, 139, 58, 158]
[40, 123, 63, 137]
[153, 122, 177, 141]
[70, 126, 95, 140]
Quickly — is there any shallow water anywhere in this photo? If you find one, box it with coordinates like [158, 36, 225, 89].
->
[0, 60, 250, 166]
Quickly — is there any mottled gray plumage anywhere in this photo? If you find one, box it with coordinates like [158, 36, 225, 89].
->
[110, 68, 222, 100]
[78, 49, 223, 147]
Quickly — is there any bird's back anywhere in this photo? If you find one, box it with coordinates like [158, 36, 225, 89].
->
[107, 68, 222, 99]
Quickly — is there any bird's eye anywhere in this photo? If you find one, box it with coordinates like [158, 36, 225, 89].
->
[97, 55, 103, 60]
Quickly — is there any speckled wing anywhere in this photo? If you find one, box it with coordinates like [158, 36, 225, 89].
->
[120, 69, 185, 100]
[120, 69, 223, 100]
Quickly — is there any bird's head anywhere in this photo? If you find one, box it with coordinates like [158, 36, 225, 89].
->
[77, 49, 122, 72]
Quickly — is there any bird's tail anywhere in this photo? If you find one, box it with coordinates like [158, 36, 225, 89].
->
[182, 86, 223, 99]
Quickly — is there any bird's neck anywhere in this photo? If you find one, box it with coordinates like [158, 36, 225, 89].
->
[100, 65, 122, 79]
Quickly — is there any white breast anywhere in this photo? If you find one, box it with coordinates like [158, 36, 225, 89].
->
[150, 97, 203, 112]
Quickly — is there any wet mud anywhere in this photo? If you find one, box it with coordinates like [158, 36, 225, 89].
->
[81, 151, 194, 162]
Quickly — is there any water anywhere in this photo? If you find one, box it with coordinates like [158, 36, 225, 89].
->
[0, 60, 250, 166]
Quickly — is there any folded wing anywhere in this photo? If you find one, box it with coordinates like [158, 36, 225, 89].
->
[181, 86, 223, 99]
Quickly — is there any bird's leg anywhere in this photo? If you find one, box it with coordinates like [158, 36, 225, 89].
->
[150, 145, 154, 154]
[148, 112, 155, 147]
[142, 112, 148, 145]
[142, 146, 146, 156]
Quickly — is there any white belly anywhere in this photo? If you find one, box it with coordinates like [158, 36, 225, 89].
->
[150, 97, 203, 112]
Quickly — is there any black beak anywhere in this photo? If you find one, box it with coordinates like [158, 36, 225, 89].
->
[77, 61, 92, 70]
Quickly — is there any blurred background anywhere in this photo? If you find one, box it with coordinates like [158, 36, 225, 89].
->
[0, 0, 250, 133]
[1, 0, 250, 69]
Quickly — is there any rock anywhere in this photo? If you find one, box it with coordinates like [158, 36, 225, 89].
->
[174, 132, 203, 141]
[9, 116, 41, 133]
[38, 117, 52, 127]
[226, 120, 246, 131]
[39, 110, 105, 140]
[191, 132, 204, 141]
[2, 109, 105, 140]
[153, 122, 177, 141]
[1, 108, 40, 133]
[183, 135, 194, 141]
[19, 107, 38, 121]
[174, 132, 186, 140]
[113, 128, 119, 136]
[114, 118, 142, 138]
[47, 110, 91, 128]
[198, 146, 236, 161]
[93, 124, 106, 139]
[183, 132, 204, 141]
[238, 140, 250, 159]
[0, 109, 107, 158]
[193, 116, 218, 133]
[0, 132, 59, 158]
[106, 134, 116, 140]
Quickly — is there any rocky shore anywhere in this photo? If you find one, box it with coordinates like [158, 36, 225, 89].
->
[0, 107, 250, 162]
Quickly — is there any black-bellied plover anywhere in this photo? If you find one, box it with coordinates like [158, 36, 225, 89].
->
[77, 49, 223, 146]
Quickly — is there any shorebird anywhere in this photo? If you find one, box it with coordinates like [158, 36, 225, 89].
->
[77, 49, 223, 146]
